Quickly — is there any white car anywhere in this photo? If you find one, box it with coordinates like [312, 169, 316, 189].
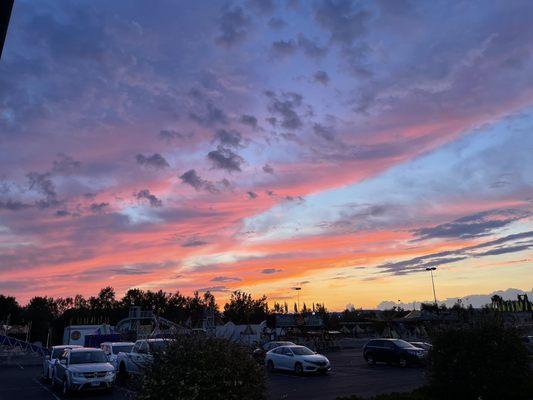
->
[52, 347, 115, 395]
[100, 341, 134, 369]
[265, 345, 331, 374]
[43, 345, 82, 381]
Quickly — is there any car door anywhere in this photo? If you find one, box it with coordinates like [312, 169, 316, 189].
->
[366, 340, 381, 361]
[383, 341, 397, 363]
[269, 347, 284, 369]
[280, 347, 295, 370]
[55, 350, 68, 383]
[129, 342, 143, 374]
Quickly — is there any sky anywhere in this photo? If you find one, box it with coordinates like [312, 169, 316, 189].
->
[0, 0, 532, 309]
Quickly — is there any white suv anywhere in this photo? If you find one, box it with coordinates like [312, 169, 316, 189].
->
[52, 347, 115, 395]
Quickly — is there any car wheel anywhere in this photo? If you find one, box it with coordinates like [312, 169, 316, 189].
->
[266, 360, 275, 373]
[365, 354, 376, 366]
[294, 362, 304, 375]
[118, 362, 128, 381]
[399, 357, 408, 368]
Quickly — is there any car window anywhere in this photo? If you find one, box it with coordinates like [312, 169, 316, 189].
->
[384, 341, 396, 350]
[112, 344, 133, 354]
[272, 347, 283, 354]
[51, 348, 64, 359]
[367, 340, 380, 347]
[138, 342, 149, 354]
[291, 347, 314, 356]
[394, 340, 416, 349]
[281, 347, 293, 356]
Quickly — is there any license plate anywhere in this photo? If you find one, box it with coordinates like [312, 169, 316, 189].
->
[91, 381, 100, 387]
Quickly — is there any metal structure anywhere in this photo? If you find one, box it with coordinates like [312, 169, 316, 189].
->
[0, 334, 49, 356]
[115, 307, 188, 339]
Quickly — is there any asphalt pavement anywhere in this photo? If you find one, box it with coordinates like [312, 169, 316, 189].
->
[0, 350, 425, 400]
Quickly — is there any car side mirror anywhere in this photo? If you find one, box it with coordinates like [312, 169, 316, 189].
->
[60, 359, 66, 365]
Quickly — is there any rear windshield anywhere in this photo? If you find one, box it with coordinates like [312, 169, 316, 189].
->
[70, 351, 107, 364]
[112, 345, 133, 354]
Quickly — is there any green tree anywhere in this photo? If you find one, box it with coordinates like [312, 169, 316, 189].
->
[428, 315, 531, 400]
[138, 336, 265, 400]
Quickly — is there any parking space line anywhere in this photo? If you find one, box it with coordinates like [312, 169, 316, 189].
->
[32, 378, 61, 400]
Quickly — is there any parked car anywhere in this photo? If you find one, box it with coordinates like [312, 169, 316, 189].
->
[100, 342, 134, 369]
[117, 338, 173, 378]
[52, 347, 115, 395]
[42, 345, 82, 381]
[363, 339, 427, 367]
[409, 341, 433, 351]
[252, 341, 296, 364]
[521, 336, 533, 355]
[265, 345, 330, 374]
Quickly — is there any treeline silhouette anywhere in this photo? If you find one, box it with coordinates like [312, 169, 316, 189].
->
[0, 287, 272, 345]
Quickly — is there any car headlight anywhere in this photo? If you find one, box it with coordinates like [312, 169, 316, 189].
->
[106, 371, 115, 377]
[71, 372, 84, 378]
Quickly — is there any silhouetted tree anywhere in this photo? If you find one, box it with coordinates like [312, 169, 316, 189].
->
[223, 291, 268, 324]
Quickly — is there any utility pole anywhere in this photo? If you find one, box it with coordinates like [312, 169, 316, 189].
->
[0, 0, 14, 61]
[425, 267, 438, 304]
[292, 287, 301, 313]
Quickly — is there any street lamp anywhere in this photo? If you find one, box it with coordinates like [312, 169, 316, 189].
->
[425, 267, 438, 304]
[292, 287, 302, 312]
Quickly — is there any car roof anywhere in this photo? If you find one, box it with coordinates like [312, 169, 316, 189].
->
[101, 342, 134, 346]
[68, 347, 104, 353]
[52, 345, 82, 349]
[141, 338, 173, 342]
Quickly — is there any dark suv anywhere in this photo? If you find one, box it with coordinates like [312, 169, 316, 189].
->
[363, 339, 427, 367]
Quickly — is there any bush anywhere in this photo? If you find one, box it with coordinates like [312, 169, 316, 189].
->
[137, 336, 265, 400]
[428, 318, 531, 400]
[337, 387, 431, 400]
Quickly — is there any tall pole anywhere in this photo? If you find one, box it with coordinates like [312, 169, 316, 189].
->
[426, 267, 437, 304]
[292, 287, 301, 313]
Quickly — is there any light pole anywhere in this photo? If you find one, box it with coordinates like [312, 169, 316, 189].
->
[292, 287, 302, 313]
[425, 267, 437, 304]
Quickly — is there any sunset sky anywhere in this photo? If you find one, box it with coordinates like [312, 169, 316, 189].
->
[0, 0, 532, 309]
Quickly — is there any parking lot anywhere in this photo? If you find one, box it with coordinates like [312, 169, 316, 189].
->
[0, 350, 425, 400]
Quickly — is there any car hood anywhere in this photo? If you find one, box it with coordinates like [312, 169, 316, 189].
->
[68, 363, 114, 373]
[299, 354, 329, 363]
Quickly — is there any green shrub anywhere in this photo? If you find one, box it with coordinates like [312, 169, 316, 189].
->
[337, 387, 431, 400]
[137, 336, 265, 400]
[428, 319, 531, 400]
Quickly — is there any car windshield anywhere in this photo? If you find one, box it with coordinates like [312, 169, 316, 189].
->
[70, 351, 107, 364]
[112, 345, 133, 354]
[394, 340, 417, 349]
[291, 347, 315, 356]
